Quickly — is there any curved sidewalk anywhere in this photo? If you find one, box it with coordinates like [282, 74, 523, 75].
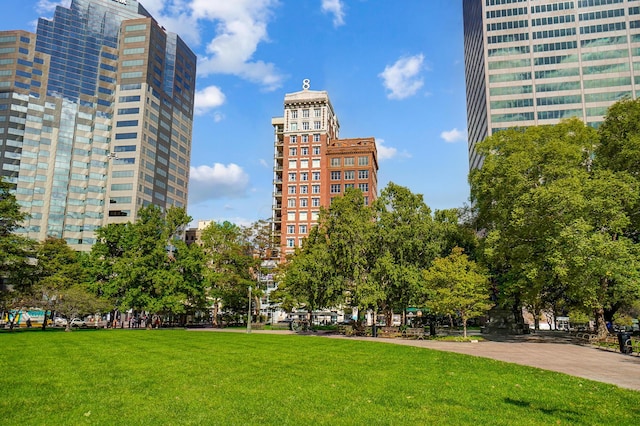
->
[192, 328, 640, 391]
[328, 332, 640, 391]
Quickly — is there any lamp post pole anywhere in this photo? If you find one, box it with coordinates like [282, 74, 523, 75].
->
[247, 286, 252, 334]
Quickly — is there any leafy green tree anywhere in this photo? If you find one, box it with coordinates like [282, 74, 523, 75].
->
[372, 183, 441, 325]
[34, 237, 90, 328]
[90, 206, 205, 322]
[422, 247, 493, 338]
[275, 226, 344, 318]
[321, 188, 377, 321]
[200, 221, 259, 325]
[470, 118, 640, 336]
[55, 284, 110, 332]
[0, 176, 37, 329]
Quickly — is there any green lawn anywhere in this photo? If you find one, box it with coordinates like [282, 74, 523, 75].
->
[1, 329, 639, 425]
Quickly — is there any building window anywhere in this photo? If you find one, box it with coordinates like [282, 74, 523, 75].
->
[344, 157, 354, 166]
[344, 170, 355, 180]
[290, 135, 297, 144]
[288, 185, 296, 194]
[314, 108, 321, 117]
[364, 196, 369, 206]
[358, 183, 369, 193]
[300, 185, 308, 194]
[290, 110, 298, 119]
[312, 211, 319, 220]
[313, 134, 321, 142]
[330, 184, 341, 194]
[289, 147, 297, 156]
[289, 160, 297, 169]
[300, 211, 308, 221]
[300, 198, 308, 207]
[300, 159, 309, 168]
[358, 156, 369, 166]
[302, 109, 309, 118]
[331, 171, 341, 180]
[330, 158, 341, 167]
[312, 171, 321, 180]
[358, 170, 369, 179]
[312, 159, 321, 168]
[302, 135, 309, 143]
[345, 183, 355, 189]
[288, 198, 296, 208]
[314, 121, 321, 130]
[312, 185, 320, 194]
[287, 225, 295, 234]
[312, 197, 320, 207]
[313, 146, 321, 155]
[287, 238, 295, 248]
[299, 224, 307, 234]
[301, 172, 309, 181]
[290, 123, 297, 131]
[288, 173, 297, 181]
[301, 147, 309, 155]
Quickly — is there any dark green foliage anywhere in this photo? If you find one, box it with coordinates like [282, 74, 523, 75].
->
[89, 205, 206, 317]
[470, 113, 640, 335]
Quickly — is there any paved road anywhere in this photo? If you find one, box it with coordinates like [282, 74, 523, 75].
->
[193, 328, 640, 391]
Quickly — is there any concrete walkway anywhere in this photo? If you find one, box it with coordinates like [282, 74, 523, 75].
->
[326, 331, 640, 391]
[193, 328, 640, 391]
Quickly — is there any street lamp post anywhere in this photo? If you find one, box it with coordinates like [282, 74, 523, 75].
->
[247, 286, 252, 334]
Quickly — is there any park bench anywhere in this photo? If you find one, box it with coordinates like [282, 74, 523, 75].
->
[402, 328, 426, 340]
[378, 326, 401, 338]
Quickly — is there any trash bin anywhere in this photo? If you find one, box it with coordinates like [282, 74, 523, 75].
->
[372, 323, 378, 338]
[617, 332, 632, 354]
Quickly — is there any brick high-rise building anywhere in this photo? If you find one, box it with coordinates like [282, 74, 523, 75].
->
[0, 0, 195, 250]
[464, 0, 640, 169]
[271, 80, 378, 260]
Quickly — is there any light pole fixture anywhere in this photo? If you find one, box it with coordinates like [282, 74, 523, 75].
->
[247, 286, 252, 334]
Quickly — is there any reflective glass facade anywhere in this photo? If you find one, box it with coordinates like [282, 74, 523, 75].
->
[463, 0, 640, 170]
[0, 0, 195, 250]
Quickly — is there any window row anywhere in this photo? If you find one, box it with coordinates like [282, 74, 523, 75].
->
[288, 108, 322, 119]
[289, 134, 321, 143]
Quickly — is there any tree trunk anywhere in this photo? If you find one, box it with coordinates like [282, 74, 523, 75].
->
[462, 317, 468, 338]
[41, 310, 49, 330]
[594, 307, 608, 338]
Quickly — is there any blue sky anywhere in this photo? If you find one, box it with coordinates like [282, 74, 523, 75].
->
[3, 0, 470, 226]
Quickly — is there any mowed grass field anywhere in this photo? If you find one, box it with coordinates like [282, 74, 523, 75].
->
[1, 329, 639, 425]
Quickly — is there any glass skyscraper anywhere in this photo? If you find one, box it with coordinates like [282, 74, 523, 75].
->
[463, 0, 640, 169]
[0, 0, 196, 250]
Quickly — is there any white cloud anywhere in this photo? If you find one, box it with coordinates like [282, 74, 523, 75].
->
[321, 0, 345, 27]
[189, 163, 250, 203]
[379, 54, 425, 100]
[194, 85, 226, 115]
[376, 138, 411, 161]
[36, 0, 71, 13]
[189, 0, 284, 90]
[133, 1, 283, 90]
[440, 128, 467, 143]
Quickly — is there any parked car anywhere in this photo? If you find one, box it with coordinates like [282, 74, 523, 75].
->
[70, 318, 87, 328]
[53, 317, 68, 327]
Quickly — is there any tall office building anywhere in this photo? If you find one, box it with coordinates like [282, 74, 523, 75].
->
[272, 80, 378, 260]
[0, 0, 195, 250]
[463, 0, 640, 169]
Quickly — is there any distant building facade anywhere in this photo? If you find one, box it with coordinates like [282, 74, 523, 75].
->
[271, 80, 378, 260]
[0, 0, 195, 250]
[463, 0, 640, 169]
